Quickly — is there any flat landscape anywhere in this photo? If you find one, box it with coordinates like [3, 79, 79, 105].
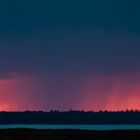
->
[0, 129, 140, 140]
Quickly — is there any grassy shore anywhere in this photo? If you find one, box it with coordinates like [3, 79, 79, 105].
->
[0, 129, 140, 140]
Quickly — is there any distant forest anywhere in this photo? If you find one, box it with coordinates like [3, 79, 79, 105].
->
[0, 110, 140, 124]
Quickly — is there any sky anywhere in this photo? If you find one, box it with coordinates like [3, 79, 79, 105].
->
[0, 0, 140, 111]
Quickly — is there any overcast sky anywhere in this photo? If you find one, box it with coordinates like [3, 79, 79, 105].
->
[0, 0, 140, 111]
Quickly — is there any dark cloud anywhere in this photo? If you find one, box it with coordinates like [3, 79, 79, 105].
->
[0, 0, 139, 76]
[0, 29, 140, 76]
[0, 0, 139, 33]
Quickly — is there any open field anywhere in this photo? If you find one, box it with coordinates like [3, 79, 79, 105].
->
[0, 129, 140, 140]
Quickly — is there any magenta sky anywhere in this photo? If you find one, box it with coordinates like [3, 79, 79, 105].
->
[0, 72, 140, 111]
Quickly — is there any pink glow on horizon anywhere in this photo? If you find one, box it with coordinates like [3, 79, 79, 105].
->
[77, 73, 140, 111]
[0, 72, 140, 111]
[0, 74, 44, 111]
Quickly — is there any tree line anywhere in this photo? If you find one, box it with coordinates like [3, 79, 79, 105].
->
[0, 110, 140, 124]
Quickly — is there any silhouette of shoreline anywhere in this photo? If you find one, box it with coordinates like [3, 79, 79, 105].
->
[0, 129, 140, 140]
[0, 110, 140, 124]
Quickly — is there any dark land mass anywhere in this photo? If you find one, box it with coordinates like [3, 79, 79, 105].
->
[0, 111, 140, 124]
[0, 129, 140, 140]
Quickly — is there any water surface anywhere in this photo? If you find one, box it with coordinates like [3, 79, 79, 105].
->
[0, 125, 140, 130]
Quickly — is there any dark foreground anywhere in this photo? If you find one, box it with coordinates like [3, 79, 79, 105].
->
[0, 129, 140, 140]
